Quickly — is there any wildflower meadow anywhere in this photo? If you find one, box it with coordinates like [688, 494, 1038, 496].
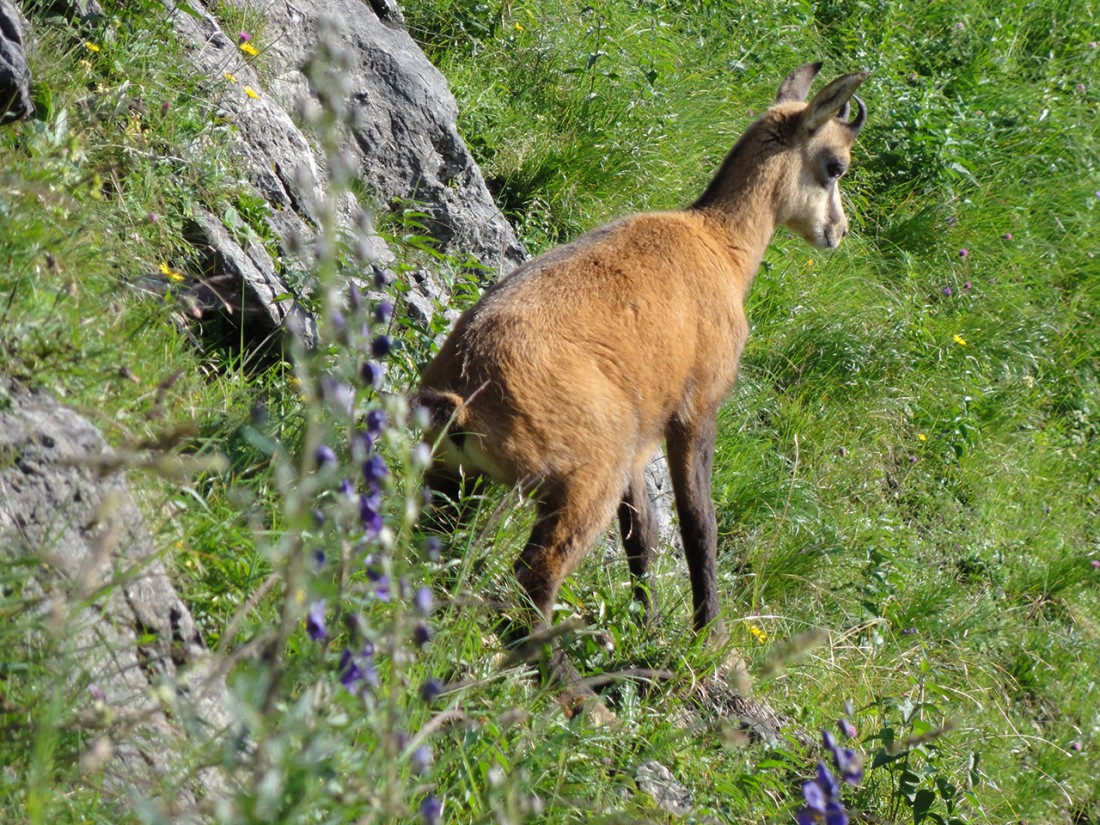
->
[1, 0, 1097, 823]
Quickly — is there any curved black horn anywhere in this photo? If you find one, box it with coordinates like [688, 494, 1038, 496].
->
[846, 95, 866, 136]
[838, 100, 850, 121]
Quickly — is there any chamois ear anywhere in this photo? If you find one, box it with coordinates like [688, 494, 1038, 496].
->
[775, 61, 824, 104]
[803, 71, 869, 133]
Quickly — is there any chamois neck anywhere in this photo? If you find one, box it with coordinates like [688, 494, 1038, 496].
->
[687, 130, 782, 272]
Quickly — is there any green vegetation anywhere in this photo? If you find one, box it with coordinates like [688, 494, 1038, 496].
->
[2, 0, 1098, 823]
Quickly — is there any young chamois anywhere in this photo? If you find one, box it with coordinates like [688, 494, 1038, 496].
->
[417, 62, 867, 685]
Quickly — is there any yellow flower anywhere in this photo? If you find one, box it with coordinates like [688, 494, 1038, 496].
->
[239, 41, 259, 56]
[917, 433, 927, 442]
[515, 22, 524, 31]
[159, 262, 185, 282]
[953, 334, 968, 347]
[224, 72, 237, 83]
[84, 41, 100, 53]
[244, 86, 259, 99]
[748, 623, 768, 643]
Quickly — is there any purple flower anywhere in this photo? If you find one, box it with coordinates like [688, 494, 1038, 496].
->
[374, 301, 394, 323]
[360, 494, 383, 538]
[414, 586, 434, 616]
[420, 796, 442, 825]
[371, 335, 393, 358]
[411, 744, 432, 775]
[802, 778, 827, 813]
[963, 281, 972, 291]
[360, 360, 382, 386]
[365, 408, 387, 436]
[315, 444, 336, 468]
[238, 30, 251, 41]
[815, 761, 839, 800]
[330, 310, 346, 332]
[306, 601, 327, 641]
[958, 248, 969, 258]
[371, 264, 389, 287]
[942, 286, 953, 296]
[363, 454, 388, 486]
[1002, 232, 1013, 241]
[320, 375, 354, 416]
[839, 717, 857, 739]
[413, 621, 433, 647]
[311, 547, 326, 569]
[823, 730, 864, 785]
[420, 678, 444, 703]
[955, 21, 964, 29]
[422, 536, 442, 561]
[348, 283, 362, 312]
[88, 683, 106, 702]
[338, 645, 378, 691]
[1091, 559, 1099, 570]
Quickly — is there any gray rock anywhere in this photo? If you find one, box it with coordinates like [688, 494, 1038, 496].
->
[212, 0, 526, 276]
[635, 760, 694, 816]
[0, 380, 234, 817]
[0, 0, 33, 123]
[183, 209, 317, 348]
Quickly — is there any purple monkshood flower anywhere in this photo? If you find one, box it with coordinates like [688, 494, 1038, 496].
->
[360, 493, 383, 537]
[338, 645, 378, 691]
[411, 744, 432, 776]
[306, 601, 327, 641]
[374, 301, 394, 323]
[360, 360, 382, 386]
[839, 717, 857, 739]
[315, 444, 336, 468]
[420, 796, 442, 825]
[414, 586, 434, 617]
[338, 478, 356, 499]
[824, 730, 864, 785]
[796, 763, 848, 825]
[365, 408, 387, 436]
[320, 375, 354, 416]
[413, 621, 433, 647]
[330, 310, 346, 332]
[363, 453, 388, 486]
[371, 335, 393, 358]
[420, 678, 444, 703]
[348, 283, 362, 312]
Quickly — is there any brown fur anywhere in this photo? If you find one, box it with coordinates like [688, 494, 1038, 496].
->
[417, 63, 868, 661]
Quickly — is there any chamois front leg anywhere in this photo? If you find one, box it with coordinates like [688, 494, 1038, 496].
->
[666, 415, 727, 642]
[617, 463, 659, 624]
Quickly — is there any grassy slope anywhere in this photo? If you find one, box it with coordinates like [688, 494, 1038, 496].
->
[403, 0, 1100, 821]
[0, 0, 1097, 823]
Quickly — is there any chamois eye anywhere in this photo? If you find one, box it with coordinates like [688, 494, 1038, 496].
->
[825, 159, 847, 180]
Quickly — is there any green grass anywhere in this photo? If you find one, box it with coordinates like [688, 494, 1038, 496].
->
[2, 0, 1099, 823]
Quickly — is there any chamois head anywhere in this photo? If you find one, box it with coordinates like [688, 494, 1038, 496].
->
[695, 62, 868, 250]
[768, 61, 868, 249]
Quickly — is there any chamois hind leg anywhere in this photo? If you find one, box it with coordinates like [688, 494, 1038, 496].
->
[666, 414, 727, 642]
[617, 462, 659, 624]
[512, 472, 623, 713]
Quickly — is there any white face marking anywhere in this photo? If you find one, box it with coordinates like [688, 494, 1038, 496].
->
[777, 122, 854, 250]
